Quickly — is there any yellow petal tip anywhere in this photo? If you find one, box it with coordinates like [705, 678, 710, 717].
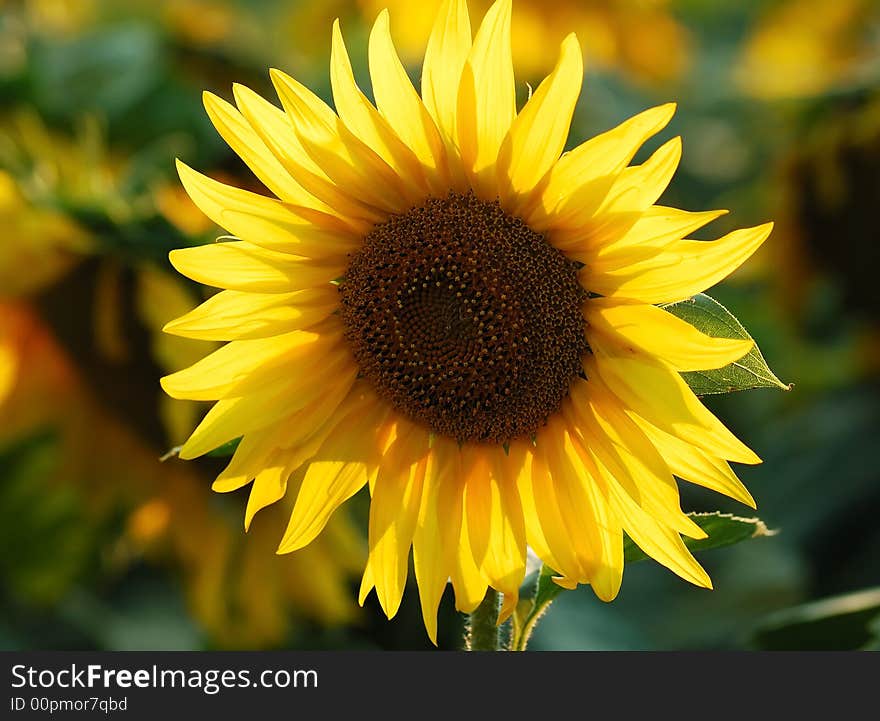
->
[167, 248, 186, 274]
[161, 317, 182, 335]
[202, 90, 224, 112]
[276, 536, 302, 555]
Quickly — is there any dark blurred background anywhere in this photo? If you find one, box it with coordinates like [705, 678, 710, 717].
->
[1, 0, 879, 650]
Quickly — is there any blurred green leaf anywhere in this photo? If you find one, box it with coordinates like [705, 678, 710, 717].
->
[60, 580, 204, 651]
[624, 512, 775, 562]
[28, 26, 163, 123]
[0, 431, 95, 605]
[61, 204, 197, 265]
[751, 587, 880, 650]
[664, 293, 790, 395]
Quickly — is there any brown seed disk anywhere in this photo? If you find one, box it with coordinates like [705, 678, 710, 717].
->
[339, 191, 588, 444]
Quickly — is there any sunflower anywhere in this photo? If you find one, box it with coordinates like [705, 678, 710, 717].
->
[735, 0, 878, 100]
[163, 0, 772, 643]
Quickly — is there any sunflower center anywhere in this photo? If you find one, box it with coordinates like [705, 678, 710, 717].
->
[339, 192, 588, 444]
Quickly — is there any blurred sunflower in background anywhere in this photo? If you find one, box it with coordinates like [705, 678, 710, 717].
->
[0, 84, 364, 649]
[771, 93, 880, 370]
[736, 0, 879, 100]
[355, 0, 690, 83]
[165, 0, 771, 642]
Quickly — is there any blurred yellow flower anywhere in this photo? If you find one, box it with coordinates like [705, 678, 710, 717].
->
[356, 0, 690, 82]
[0, 110, 364, 647]
[0, 301, 363, 645]
[155, 181, 217, 237]
[737, 0, 879, 99]
[0, 170, 89, 298]
[19, 0, 98, 36]
[773, 95, 880, 324]
[161, 0, 237, 47]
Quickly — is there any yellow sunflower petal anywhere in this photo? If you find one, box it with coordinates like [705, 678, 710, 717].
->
[359, 558, 375, 607]
[527, 103, 676, 227]
[596, 136, 682, 216]
[422, 0, 472, 154]
[557, 429, 624, 601]
[178, 393, 289, 462]
[211, 377, 355, 493]
[176, 161, 358, 258]
[211, 378, 362, 493]
[270, 68, 412, 214]
[583, 222, 774, 304]
[569, 206, 728, 269]
[462, 448, 526, 603]
[330, 20, 429, 195]
[432, 448, 488, 614]
[231, 83, 379, 229]
[507, 440, 562, 572]
[278, 393, 389, 554]
[497, 33, 583, 206]
[201, 91, 314, 205]
[168, 241, 344, 293]
[369, 9, 448, 190]
[212, 425, 288, 493]
[369, 427, 430, 619]
[244, 457, 292, 529]
[634, 418, 756, 508]
[547, 136, 683, 252]
[413, 445, 455, 645]
[456, 0, 515, 196]
[533, 424, 598, 582]
[541, 415, 634, 592]
[161, 327, 344, 401]
[228, 85, 327, 195]
[587, 352, 761, 465]
[451, 514, 489, 614]
[565, 381, 706, 539]
[601, 465, 712, 589]
[585, 298, 754, 372]
[460, 447, 492, 567]
[178, 358, 357, 460]
[163, 288, 336, 341]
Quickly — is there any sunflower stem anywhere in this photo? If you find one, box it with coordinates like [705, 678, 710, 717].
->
[465, 588, 501, 651]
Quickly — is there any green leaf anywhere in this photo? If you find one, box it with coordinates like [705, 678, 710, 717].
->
[206, 437, 241, 458]
[623, 512, 775, 563]
[751, 587, 880, 650]
[514, 512, 774, 650]
[664, 293, 790, 395]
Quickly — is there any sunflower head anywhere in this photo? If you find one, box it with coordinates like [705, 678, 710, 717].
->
[163, 0, 771, 643]
[340, 190, 589, 444]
